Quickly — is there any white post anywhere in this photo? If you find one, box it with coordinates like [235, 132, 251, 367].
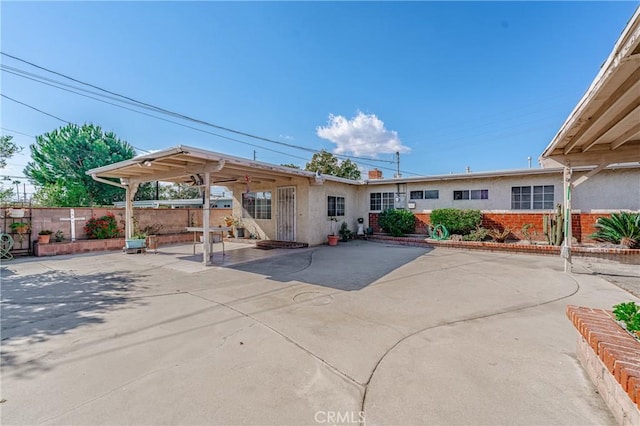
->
[203, 172, 211, 266]
[125, 182, 139, 239]
[562, 166, 573, 273]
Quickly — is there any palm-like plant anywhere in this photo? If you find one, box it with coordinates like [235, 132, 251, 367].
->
[590, 212, 640, 248]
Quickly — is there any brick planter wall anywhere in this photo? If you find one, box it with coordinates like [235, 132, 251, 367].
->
[566, 306, 640, 425]
[369, 211, 612, 243]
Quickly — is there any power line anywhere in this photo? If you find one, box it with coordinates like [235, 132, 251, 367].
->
[1, 52, 395, 165]
[2, 67, 420, 175]
[1, 127, 35, 138]
[1, 93, 69, 123]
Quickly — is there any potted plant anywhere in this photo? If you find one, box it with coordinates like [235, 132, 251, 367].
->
[38, 229, 53, 244]
[223, 216, 235, 238]
[338, 221, 351, 242]
[54, 230, 64, 242]
[125, 216, 147, 250]
[6, 207, 25, 218]
[327, 217, 339, 246]
[233, 216, 246, 238]
[10, 222, 29, 234]
[10, 222, 29, 245]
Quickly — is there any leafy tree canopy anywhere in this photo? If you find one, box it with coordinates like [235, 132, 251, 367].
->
[25, 123, 135, 206]
[304, 150, 361, 180]
[0, 135, 22, 168]
[162, 183, 201, 199]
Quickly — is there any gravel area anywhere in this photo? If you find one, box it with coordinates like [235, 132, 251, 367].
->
[575, 257, 640, 298]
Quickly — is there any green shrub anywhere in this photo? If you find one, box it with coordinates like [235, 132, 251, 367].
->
[430, 208, 482, 235]
[378, 209, 416, 237]
[590, 212, 640, 248]
[84, 213, 120, 239]
[613, 302, 640, 333]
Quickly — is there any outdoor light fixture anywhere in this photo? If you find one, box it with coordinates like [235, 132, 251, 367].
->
[143, 160, 153, 167]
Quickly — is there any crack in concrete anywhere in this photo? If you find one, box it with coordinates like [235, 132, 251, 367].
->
[186, 291, 366, 390]
[358, 273, 582, 420]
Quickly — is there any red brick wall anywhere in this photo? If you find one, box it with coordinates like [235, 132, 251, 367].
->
[567, 306, 640, 412]
[368, 211, 611, 242]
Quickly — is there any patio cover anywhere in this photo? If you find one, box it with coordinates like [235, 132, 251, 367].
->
[539, 7, 640, 272]
[86, 145, 344, 265]
[539, 7, 640, 169]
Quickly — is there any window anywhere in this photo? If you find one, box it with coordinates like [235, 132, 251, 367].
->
[453, 190, 469, 200]
[409, 190, 424, 200]
[511, 186, 531, 209]
[454, 189, 488, 201]
[370, 192, 395, 211]
[242, 191, 272, 219]
[425, 190, 439, 199]
[471, 189, 488, 200]
[533, 185, 554, 209]
[512, 185, 554, 209]
[327, 196, 345, 217]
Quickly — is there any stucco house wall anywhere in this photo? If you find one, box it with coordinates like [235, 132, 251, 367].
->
[362, 167, 639, 217]
[308, 180, 361, 246]
[225, 166, 637, 245]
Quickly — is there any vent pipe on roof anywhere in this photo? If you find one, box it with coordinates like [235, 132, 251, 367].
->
[465, 166, 471, 173]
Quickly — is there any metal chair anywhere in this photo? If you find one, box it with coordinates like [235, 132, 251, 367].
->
[0, 233, 14, 261]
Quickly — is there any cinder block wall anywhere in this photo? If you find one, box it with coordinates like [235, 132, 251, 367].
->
[24, 207, 231, 240]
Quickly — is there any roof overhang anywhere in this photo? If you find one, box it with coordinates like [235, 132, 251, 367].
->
[86, 145, 360, 186]
[364, 163, 640, 185]
[540, 7, 640, 168]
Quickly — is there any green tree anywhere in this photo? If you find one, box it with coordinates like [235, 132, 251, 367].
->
[162, 183, 201, 199]
[25, 123, 135, 206]
[304, 150, 361, 180]
[0, 135, 22, 202]
[0, 135, 22, 168]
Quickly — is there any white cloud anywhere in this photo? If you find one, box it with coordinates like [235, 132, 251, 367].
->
[316, 112, 410, 157]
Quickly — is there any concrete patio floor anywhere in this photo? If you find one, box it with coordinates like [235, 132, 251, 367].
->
[1, 240, 638, 425]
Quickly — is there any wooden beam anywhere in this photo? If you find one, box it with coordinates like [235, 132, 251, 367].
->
[564, 68, 640, 154]
[581, 101, 640, 152]
[128, 161, 225, 183]
[573, 162, 610, 187]
[611, 122, 640, 150]
[543, 140, 640, 167]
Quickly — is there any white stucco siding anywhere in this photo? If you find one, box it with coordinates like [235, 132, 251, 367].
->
[571, 168, 640, 211]
[366, 176, 559, 212]
[363, 168, 639, 214]
[308, 181, 360, 246]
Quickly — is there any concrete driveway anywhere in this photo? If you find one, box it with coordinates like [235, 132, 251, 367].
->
[1, 241, 637, 425]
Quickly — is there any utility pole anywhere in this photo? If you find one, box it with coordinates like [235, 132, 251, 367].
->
[395, 152, 401, 178]
[253, 150, 257, 161]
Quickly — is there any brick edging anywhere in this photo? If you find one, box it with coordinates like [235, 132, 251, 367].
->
[367, 235, 640, 261]
[566, 305, 640, 422]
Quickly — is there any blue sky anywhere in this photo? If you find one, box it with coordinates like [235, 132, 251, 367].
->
[1, 1, 638, 194]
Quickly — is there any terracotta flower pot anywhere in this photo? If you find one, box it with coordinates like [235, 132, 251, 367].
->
[38, 234, 51, 244]
[327, 235, 339, 246]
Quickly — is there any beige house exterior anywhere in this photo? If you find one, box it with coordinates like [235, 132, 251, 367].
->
[88, 146, 639, 254]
